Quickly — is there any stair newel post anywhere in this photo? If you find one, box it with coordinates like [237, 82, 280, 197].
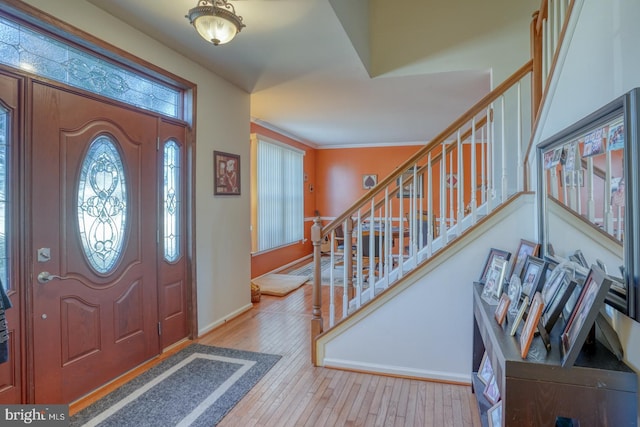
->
[311, 216, 323, 364]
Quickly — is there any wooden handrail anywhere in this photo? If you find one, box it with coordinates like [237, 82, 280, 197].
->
[347, 115, 492, 217]
[323, 60, 533, 237]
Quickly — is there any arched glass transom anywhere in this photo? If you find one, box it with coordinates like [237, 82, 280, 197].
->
[163, 140, 180, 262]
[77, 136, 127, 274]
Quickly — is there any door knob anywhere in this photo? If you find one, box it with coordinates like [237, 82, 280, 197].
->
[37, 271, 65, 284]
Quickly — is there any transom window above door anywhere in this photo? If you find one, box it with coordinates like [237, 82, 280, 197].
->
[0, 15, 181, 118]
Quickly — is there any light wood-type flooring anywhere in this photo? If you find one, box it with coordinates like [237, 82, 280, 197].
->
[71, 279, 482, 426]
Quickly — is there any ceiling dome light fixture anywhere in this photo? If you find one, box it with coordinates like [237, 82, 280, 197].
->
[186, 0, 246, 46]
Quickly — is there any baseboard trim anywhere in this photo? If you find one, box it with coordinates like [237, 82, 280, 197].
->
[197, 303, 253, 337]
[253, 254, 313, 279]
[322, 358, 471, 385]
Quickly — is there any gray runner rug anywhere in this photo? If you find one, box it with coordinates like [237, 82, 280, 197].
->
[70, 344, 281, 427]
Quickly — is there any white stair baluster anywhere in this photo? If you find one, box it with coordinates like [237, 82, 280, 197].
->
[471, 117, 477, 223]
[440, 143, 447, 241]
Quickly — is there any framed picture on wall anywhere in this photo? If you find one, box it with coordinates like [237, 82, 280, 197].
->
[214, 151, 241, 195]
[362, 174, 378, 190]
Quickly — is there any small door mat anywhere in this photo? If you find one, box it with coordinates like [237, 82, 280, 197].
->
[251, 274, 309, 296]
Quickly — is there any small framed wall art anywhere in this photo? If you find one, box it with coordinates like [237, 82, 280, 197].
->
[214, 151, 241, 195]
[362, 174, 378, 190]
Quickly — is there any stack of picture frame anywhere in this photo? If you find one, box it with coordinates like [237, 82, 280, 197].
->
[478, 242, 616, 365]
[478, 352, 503, 427]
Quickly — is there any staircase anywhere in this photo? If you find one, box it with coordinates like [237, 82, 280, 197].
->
[310, 0, 575, 370]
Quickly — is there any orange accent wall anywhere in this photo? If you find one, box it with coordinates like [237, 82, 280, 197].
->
[315, 146, 422, 216]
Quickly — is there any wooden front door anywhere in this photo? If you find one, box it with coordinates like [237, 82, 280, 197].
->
[31, 82, 160, 403]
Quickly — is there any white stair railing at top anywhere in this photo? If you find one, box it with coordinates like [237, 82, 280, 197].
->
[540, 0, 571, 91]
[311, 61, 534, 332]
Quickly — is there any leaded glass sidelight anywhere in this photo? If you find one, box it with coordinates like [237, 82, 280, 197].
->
[0, 107, 8, 289]
[77, 136, 127, 274]
[163, 140, 180, 262]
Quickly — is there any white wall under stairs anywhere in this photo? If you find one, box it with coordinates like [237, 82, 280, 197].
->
[315, 193, 536, 383]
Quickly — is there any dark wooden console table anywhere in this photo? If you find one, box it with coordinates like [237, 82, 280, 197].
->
[472, 283, 637, 426]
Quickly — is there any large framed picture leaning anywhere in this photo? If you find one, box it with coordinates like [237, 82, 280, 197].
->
[537, 87, 640, 324]
[561, 265, 613, 367]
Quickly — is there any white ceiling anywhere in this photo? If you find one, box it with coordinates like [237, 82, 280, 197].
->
[86, 0, 538, 148]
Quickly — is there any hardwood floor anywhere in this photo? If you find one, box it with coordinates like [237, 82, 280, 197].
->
[71, 281, 482, 426]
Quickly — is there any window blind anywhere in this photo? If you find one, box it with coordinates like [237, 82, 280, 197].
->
[256, 138, 304, 252]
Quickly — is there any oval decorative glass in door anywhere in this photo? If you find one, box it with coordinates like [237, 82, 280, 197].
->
[77, 135, 127, 274]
